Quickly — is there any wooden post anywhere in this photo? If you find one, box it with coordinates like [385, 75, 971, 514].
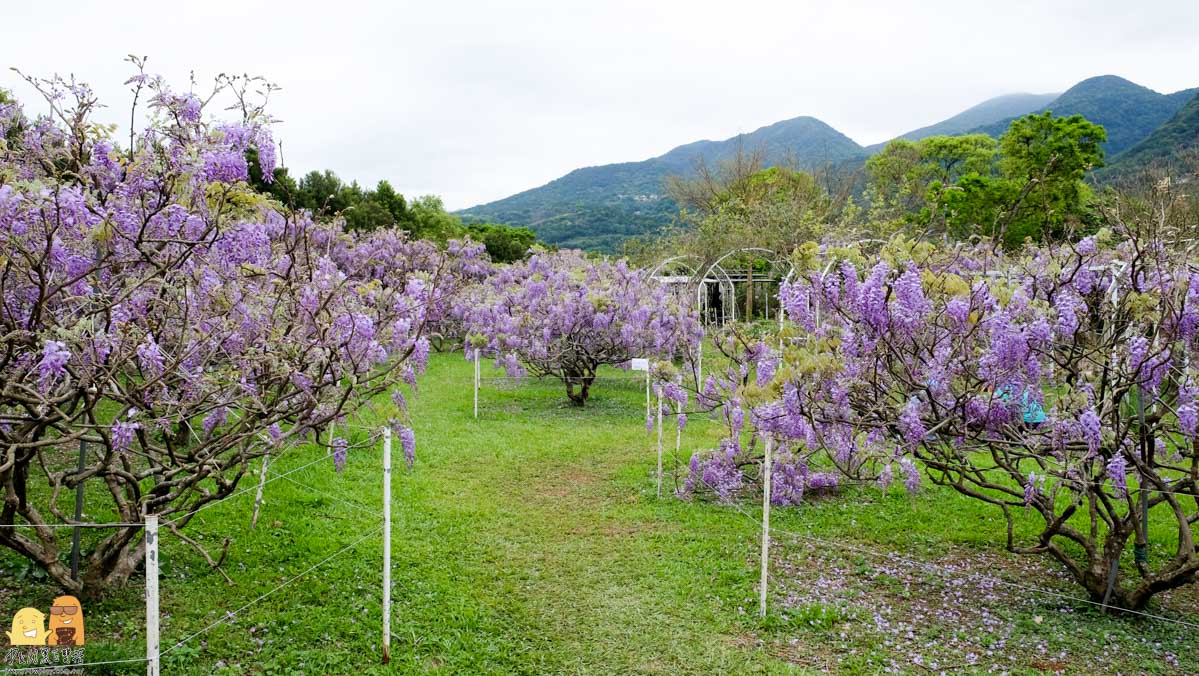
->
[746, 261, 754, 320]
[764, 277, 770, 321]
[382, 427, 392, 665]
[759, 436, 772, 618]
[473, 349, 480, 419]
[145, 515, 160, 676]
[250, 449, 270, 530]
[656, 391, 664, 498]
[70, 440, 87, 579]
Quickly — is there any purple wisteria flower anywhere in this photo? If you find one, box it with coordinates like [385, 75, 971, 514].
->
[1178, 381, 1198, 439]
[1106, 453, 1128, 498]
[899, 398, 926, 447]
[900, 457, 921, 495]
[332, 437, 348, 474]
[111, 420, 140, 454]
[0, 67, 457, 596]
[399, 426, 416, 469]
[771, 458, 806, 506]
[267, 423, 283, 446]
[137, 334, 164, 375]
[37, 340, 71, 386]
[945, 297, 971, 328]
[391, 389, 408, 414]
[455, 249, 701, 405]
[202, 407, 227, 436]
[891, 268, 931, 334]
[1079, 408, 1102, 457]
[878, 463, 894, 493]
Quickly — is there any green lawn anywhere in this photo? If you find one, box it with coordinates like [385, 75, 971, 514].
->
[1, 352, 1196, 674]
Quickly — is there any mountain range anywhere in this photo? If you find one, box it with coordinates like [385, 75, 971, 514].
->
[1106, 88, 1199, 178]
[457, 75, 1199, 251]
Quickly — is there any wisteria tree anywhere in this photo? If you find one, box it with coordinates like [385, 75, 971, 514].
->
[456, 250, 702, 405]
[763, 222, 1199, 610]
[0, 65, 469, 596]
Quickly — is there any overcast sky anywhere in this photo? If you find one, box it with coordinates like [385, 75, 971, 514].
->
[4, 1, 1198, 209]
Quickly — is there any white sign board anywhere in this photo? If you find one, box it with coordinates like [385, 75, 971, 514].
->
[630, 358, 650, 372]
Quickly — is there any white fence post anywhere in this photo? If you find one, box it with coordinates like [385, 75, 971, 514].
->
[145, 515, 160, 676]
[759, 436, 772, 618]
[656, 391, 664, 498]
[473, 349, 480, 419]
[382, 427, 392, 664]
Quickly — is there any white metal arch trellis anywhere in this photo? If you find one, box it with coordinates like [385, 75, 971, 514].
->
[647, 254, 701, 280]
[696, 247, 793, 327]
[690, 247, 794, 386]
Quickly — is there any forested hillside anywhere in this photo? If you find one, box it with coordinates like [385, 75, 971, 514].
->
[458, 116, 863, 251]
[971, 75, 1197, 155]
[458, 75, 1196, 252]
[1106, 92, 1199, 177]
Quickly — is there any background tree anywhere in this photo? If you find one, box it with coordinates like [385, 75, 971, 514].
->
[664, 143, 765, 215]
[654, 165, 845, 262]
[464, 222, 537, 263]
[373, 180, 410, 224]
[865, 134, 997, 235]
[865, 114, 1106, 248]
[407, 195, 464, 242]
[989, 111, 1106, 245]
[243, 157, 543, 255]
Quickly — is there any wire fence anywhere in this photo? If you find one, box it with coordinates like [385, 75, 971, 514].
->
[160, 525, 383, 657]
[6, 370, 1199, 673]
[0, 423, 397, 675]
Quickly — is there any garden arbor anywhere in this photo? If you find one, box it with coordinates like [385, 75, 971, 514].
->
[700, 248, 792, 326]
[651, 248, 792, 328]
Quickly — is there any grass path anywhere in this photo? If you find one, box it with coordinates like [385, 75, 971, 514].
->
[385, 354, 790, 674]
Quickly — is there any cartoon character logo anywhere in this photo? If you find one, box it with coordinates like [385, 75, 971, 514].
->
[47, 595, 85, 646]
[6, 607, 47, 645]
